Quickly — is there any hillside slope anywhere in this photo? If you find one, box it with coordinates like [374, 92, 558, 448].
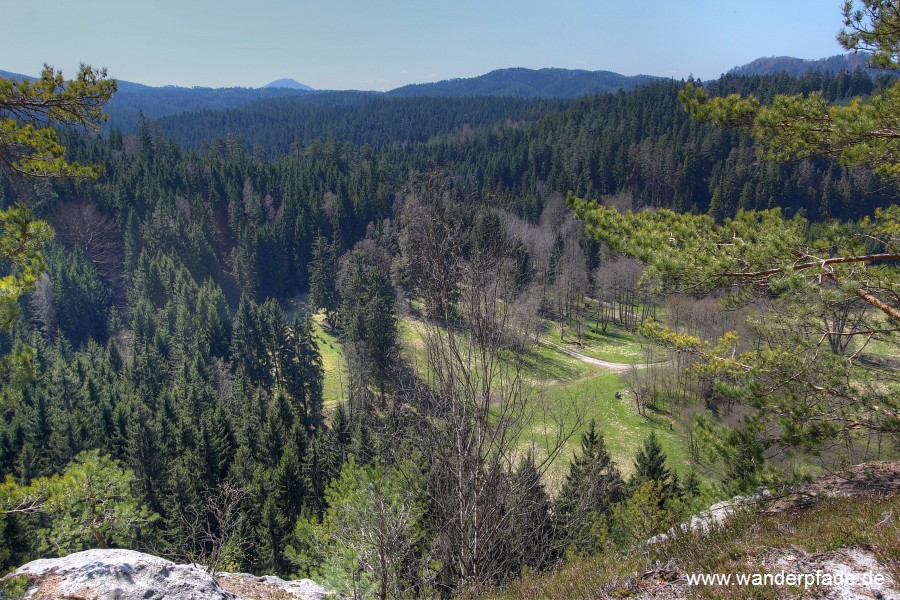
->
[484, 462, 900, 599]
[388, 67, 659, 98]
[728, 52, 895, 77]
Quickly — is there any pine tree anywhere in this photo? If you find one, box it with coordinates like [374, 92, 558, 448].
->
[308, 234, 339, 329]
[0, 66, 115, 330]
[554, 420, 624, 552]
[630, 431, 676, 503]
[569, 193, 900, 481]
[505, 453, 556, 572]
[26, 450, 157, 554]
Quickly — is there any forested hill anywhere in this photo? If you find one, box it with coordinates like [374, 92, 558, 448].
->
[145, 69, 898, 223]
[103, 66, 652, 132]
[106, 66, 658, 133]
[386, 67, 660, 98]
[153, 93, 570, 153]
[393, 70, 898, 222]
[728, 52, 896, 77]
[105, 83, 313, 132]
[0, 69, 315, 132]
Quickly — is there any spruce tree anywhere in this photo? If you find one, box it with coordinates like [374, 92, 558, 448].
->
[308, 234, 339, 328]
[630, 431, 676, 502]
[506, 453, 556, 572]
[231, 297, 269, 387]
[555, 420, 624, 552]
[338, 245, 396, 399]
[273, 445, 306, 524]
[284, 315, 324, 425]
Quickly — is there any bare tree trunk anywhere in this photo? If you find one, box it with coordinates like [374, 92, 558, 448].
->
[412, 228, 581, 591]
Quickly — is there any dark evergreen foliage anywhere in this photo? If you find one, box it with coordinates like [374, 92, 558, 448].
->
[630, 431, 679, 503]
[1, 65, 892, 586]
[555, 420, 625, 552]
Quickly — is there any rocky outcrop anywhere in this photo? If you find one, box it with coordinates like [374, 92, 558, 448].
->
[217, 572, 329, 599]
[3, 549, 327, 600]
[647, 492, 769, 545]
[649, 461, 900, 545]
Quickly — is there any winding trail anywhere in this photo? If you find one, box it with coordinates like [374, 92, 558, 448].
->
[538, 338, 636, 373]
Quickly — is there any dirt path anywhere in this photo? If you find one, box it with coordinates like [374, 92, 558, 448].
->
[539, 338, 636, 373]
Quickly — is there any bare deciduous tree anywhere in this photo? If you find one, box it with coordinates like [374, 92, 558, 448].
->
[30, 272, 57, 335]
[411, 224, 581, 591]
[51, 200, 124, 305]
[177, 483, 250, 576]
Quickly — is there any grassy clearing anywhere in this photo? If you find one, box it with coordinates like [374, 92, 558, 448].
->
[528, 369, 692, 488]
[397, 314, 429, 366]
[543, 320, 655, 365]
[392, 313, 692, 484]
[310, 315, 345, 410]
[481, 494, 900, 599]
[396, 314, 593, 383]
[398, 314, 596, 383]
[520, 339, 595, 382]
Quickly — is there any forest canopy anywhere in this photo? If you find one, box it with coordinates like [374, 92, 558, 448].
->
[568, 0, 900, 484]
[0, 5, 898, 594]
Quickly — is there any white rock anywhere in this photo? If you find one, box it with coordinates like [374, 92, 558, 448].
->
[5, 549, 328, 600]
[771, 547, 899, 600]
[217, 572, 328, 599]
[647, 492, 769, 545]
[8, 549, 235, 600]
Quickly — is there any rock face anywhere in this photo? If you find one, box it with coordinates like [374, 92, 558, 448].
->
[217, 572, 329, 599]
[647, 492, 769, 545]
[5, 549, 327, 600]
[767, 547, 899, 600]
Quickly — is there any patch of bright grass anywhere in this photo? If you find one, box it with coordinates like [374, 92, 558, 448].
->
[311, 315, 345, 410]
[398, 315, 428, 363]
[544, 322, 650, 364]
[527, 370, 691, 487]
[520, 340, 594, 382]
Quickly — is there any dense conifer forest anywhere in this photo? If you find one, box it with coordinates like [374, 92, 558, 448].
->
[0, 54, 897, 598]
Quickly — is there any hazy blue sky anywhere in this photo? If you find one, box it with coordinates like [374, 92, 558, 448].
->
[4, 0, 848, 90]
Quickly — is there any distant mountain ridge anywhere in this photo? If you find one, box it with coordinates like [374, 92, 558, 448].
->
[263, 78, 314, 91]
[387, 67, 661, 98]
[728, 52, 896, 77]
[0, 69, 32, 81]
[0, 69, 314, 131]
[6, 59, 894, 135]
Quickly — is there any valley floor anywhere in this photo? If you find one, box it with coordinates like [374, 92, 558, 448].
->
[309, 305, 694, 485]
